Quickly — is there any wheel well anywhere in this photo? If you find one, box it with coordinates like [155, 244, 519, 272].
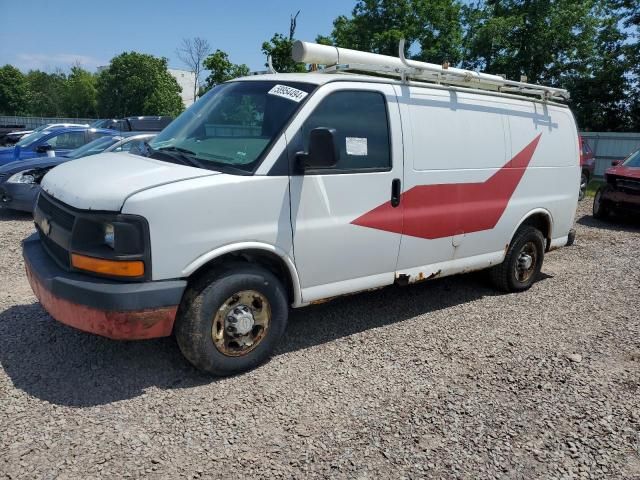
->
[188, 249, 295, 303]
[520, 213, 551, 250]
[581, 168, 590, 180]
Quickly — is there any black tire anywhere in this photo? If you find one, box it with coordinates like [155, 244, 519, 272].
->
[592, 187, 610, 219]
[175, 264, 288, 376]
[490, 226, 545, 293]
[578, 172, 588, 201]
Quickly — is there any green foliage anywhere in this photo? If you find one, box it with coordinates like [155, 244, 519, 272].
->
[97, 52, 184, 117]
[63, 66, 98, 118]
[318, 0, 464, 64]
[202, 50, 250, 91]
[463, 0, 632, 131]
[0, 65, 29, 115]
[25, 70, 66, 116]
[262, 11, 306, 73]
[262, 33, 307, 73]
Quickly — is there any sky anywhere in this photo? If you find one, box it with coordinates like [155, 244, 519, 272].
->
[0, 0, 354, 73]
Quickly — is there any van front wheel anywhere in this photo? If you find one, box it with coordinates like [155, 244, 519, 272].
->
[490, 226, 545, 293]
[175, 265, 288, 376]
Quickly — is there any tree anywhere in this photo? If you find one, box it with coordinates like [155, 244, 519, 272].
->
[97, 52, 184, 117]
[564, 4, 630, 131]
[463, 0, 631, 131]
[621, 0, 640, 130]
[176, 37, 211, 102]
[0, 65, 28, 115]
[25, 70, 66, 116]
[63, 65, 98, 118]
[317, 0, 464, 64]
[262, 11, 307, 72]
[462, 0, 601, 84]
[201, 50, 250, 92]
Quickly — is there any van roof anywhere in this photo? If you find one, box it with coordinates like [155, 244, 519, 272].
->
[236, 73, 570, 108]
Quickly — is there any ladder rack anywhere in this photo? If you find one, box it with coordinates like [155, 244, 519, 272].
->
[291, 40, 570, 102]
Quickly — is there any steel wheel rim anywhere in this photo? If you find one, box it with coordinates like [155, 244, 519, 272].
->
[514, 241, 537, 283]
[212, 290, 271, 357]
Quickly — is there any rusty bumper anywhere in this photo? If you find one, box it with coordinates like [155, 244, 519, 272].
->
[22, 234, 187, 340]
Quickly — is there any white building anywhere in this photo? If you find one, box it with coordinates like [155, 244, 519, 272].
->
[168, 68, 197, 108]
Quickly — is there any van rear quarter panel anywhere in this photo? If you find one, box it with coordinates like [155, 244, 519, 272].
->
[396, 85, 578, 272]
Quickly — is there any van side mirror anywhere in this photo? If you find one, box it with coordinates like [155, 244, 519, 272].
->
[35, 144, 53, 154]
[611, 159, 621, 166]
[297, 128, 338, 170]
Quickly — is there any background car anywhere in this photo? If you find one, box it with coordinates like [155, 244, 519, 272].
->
[0, 127, 114, 166]
[0, 132, 155, 212]
[90, 116, 173, 132]
[0, 122, 89, 146]
[579, 136, 595, 200]
[593, 148, 640, 219]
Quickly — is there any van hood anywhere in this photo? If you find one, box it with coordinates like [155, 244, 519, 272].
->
[41, 152, 218, 211]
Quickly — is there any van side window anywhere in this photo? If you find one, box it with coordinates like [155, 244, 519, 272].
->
[302, 91, 390, 172]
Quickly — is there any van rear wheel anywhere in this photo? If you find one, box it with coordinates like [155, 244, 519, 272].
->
[490, 226, 545, 293]
[175, 264, 288, 376]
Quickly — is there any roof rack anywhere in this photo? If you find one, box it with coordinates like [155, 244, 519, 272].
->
[291, 40, 569, 102]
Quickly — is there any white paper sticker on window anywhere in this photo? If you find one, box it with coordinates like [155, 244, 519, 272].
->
[346, 137, 368, 156]
[268, 84, 308, 102]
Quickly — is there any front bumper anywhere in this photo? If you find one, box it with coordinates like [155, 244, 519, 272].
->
[0, 183, 40, 212]
[23, 234, 187, 340]
[601, 188, 640, 213]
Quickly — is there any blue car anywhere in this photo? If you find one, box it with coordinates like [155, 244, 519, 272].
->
[0, 127, 115, 166]
[0, 132, 155, 212]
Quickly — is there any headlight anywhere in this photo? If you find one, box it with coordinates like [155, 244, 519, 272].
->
[7, 171, 36, 184]
[70, 215, 150, 279]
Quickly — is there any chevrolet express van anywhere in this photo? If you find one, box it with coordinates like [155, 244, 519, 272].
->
[23, 42, 579, 375]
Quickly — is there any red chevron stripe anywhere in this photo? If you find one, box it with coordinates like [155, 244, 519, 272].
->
[351, 134, 542, 239]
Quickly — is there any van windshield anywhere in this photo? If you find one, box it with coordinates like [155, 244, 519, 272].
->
[148, 80, 315, 174]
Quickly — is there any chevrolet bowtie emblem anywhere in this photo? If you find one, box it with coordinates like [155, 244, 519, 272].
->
[41, 217, 51, 236]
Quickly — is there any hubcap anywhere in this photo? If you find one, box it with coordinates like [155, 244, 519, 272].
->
[212, 290, 271, 357]
[515, 241, 537, 283]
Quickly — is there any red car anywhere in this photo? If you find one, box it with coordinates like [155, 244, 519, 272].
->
[593, 148, 640, 219]
[579, 136, 595, 200]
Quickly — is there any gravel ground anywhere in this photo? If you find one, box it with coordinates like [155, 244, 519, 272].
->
[1, 201, 638, 480]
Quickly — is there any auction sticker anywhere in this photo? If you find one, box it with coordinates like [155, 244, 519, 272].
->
[268, 84, 308, 102]
[346, 137, 368, 156]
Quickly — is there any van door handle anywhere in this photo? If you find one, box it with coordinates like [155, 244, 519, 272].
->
[391, 178, 401, 207]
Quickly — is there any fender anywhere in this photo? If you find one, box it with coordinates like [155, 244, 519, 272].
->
[181, 242, 303, 307]
[509, 208, 554, 251]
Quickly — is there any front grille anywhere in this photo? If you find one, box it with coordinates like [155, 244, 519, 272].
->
[37, 225, 71, 268]
[37, 193, 75, 231]
[616, 178, 640, 194]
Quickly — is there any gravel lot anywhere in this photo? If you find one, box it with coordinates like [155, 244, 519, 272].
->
[1, 201, 638, 479]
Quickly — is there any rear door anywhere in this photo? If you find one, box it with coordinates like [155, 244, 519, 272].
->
[288, 82, 404, 303]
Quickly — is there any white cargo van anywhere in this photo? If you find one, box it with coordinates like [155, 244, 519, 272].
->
[23, 42, 579, 375]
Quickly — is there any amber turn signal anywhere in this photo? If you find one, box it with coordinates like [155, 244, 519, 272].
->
[71, 253, 144, 277]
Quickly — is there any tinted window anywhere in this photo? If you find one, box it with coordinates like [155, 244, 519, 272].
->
[302, 91, 390, 171]
[47, 131, 86, 149]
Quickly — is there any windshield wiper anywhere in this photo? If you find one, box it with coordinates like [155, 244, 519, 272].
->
[158, 146, 198, 156]
[147, 144, 203, 168]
